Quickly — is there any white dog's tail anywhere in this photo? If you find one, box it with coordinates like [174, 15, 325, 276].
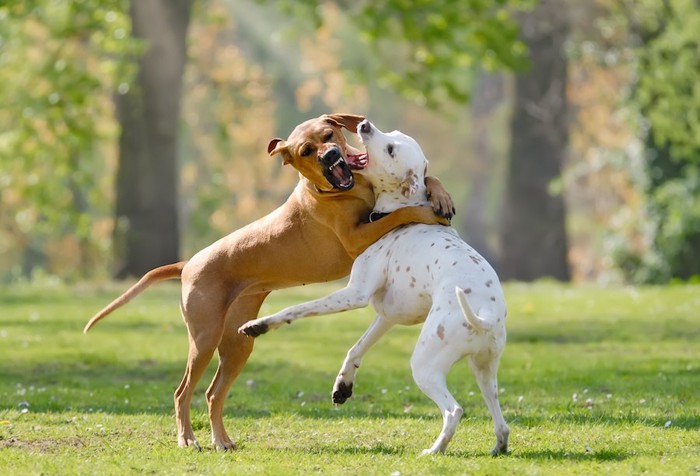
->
[455, 286, 494, 332]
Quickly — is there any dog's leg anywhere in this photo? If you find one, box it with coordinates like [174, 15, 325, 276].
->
[410, 318, 464, 455]
[239, 256, 381, 337]
[174, 288, 228, 450]
[239, 286, 371, 337]
[425, 175, 455, 219]
[469, 352, 509, 456]
[174, 329, 221, 450]
[332, 315, 394, 404]
[206, 292, 268, 450]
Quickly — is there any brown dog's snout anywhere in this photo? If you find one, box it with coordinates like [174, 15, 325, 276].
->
[321, 147, 341, 164]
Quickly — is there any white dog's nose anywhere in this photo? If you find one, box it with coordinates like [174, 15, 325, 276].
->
[358, 120, 373, 135]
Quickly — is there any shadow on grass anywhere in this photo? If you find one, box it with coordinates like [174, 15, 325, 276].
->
[507, 317, 700, 344]
[305, 442, 409, 456]
[510, 448, 631, 462]
[302, 446, 632, 461]
[2, 355, 698, 436]
[442, 448, 630, 461]
[511, 413, 700, 430]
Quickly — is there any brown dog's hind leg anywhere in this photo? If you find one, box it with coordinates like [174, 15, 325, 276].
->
[206, 292, 269, 450]
[174, 334, 220, 450]
[174, 290, 228, 450]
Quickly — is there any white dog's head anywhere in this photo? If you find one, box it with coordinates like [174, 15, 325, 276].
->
[356, 119, 429, 212]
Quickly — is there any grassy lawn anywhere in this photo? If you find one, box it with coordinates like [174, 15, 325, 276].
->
[0, 281, 698, 475]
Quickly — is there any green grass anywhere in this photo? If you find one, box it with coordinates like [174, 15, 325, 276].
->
[0, 281, 698, 475]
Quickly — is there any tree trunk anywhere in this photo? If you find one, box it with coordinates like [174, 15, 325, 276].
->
[460, 71, 505, 269]
[114, 0, 193, 277]
[500, 0, 571, 281]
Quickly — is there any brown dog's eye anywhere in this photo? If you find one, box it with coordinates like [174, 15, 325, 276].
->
[323, 131, 333, 142]
[300, 145, 313, 157]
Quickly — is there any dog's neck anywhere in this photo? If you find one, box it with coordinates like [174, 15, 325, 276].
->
[372, 178, 430, 214]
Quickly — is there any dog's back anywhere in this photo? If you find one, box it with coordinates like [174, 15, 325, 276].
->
[364, 223, 506, 336]
[356, 120, 506, 333]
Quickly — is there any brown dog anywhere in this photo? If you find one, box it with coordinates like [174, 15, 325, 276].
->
[83, 113, 454, 451]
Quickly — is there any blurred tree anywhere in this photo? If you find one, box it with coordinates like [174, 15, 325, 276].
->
[501, 0, 571, 281]
[600, 0, 700, 283]
[114, 0, 193, 277]
[264, 0, 580, 281]
[263, 0, 531, 108]
[0, 1, 138, 280]
[179, 0, 291, 255]
[461, 71, 506, 267]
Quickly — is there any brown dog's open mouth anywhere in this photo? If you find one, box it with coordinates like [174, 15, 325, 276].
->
[323, 157, 355, 191]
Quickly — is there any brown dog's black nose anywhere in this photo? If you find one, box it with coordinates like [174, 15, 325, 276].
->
[359, 120, 372, 135]
[321, 147, 341, 164]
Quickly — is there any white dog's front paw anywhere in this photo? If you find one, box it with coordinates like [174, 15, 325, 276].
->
[419, 447, 442, 457]
[238, 319, 272, 337]
[331, 380, 353, 405]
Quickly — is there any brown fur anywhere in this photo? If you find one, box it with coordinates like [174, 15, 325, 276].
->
[84, 113, 453, 450]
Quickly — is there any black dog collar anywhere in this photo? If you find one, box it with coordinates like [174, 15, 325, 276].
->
[369, 211, 390, 222]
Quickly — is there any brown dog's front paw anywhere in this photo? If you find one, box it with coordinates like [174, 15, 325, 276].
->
[238, 321, 269, 338]
[432, 197, 455, 220]
[425, 176, 455, 219]
[332, 381, 353, 405]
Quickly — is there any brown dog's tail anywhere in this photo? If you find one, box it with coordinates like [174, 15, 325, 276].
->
[83, 261, 186, 334]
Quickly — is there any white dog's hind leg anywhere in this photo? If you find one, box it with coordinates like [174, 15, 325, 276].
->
[410, 325, 464, 455]
[469, 353, 509, 455]
[332, 314, 394, 404]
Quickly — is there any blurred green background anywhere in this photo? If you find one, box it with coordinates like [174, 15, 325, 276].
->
[1, 0, 698, 284]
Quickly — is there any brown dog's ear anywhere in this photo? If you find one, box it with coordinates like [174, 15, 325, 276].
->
[324, 113, 366, 132]
[268, 138, 285, 155]
[268, 138, 292, 164]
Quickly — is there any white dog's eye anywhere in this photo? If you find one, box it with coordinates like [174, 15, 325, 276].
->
[387, 144, 395, 157]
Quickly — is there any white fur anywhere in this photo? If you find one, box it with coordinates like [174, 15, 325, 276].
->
[240, 121, 509, 455]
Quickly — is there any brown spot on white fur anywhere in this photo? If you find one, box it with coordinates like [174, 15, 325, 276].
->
[437, 324, 445, 340]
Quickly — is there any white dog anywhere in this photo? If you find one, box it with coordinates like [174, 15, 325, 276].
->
[239, 120, 509, 456]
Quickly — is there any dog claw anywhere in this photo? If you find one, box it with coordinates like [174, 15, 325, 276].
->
[214, 440, 238, 451]
[179, 436, 202, 451]
[332, 381, 353, 405]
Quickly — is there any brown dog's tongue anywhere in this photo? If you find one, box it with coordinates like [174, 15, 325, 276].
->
[332, 166, 347, 181]
[347, 153, 368, 170]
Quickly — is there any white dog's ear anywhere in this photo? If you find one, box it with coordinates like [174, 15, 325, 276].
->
[400, 169, 419, 198]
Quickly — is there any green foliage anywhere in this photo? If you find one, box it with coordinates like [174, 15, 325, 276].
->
[605, 0, 700, 283]
[0, 282, 699, 473]
[0, 1, 139, 279]
[259, 0, 532, 107]
[614, 167, 700, 283]
[633, 0, 700, 162]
